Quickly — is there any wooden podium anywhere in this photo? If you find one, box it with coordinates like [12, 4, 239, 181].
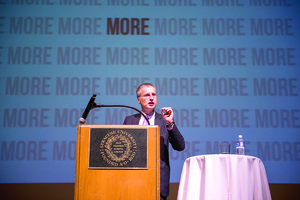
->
[74, 125, 160, 200]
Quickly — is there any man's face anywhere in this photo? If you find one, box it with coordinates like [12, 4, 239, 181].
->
[137, 85, 157, 114]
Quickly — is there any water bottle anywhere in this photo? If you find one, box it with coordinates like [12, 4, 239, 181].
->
[236, 135, 245, 155]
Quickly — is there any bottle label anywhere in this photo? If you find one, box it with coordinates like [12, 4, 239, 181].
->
[236, 141, 244, 147]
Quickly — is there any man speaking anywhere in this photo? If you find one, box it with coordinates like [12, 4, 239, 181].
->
[123, 83, 185, 200]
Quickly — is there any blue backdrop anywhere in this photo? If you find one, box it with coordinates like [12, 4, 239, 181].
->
[0, 0, 300, 184]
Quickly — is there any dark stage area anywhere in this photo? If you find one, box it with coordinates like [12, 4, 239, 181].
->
[0, 183, 299, 200]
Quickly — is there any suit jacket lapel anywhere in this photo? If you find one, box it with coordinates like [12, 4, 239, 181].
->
[133, 113, 141, 125]
[155, 112, 163, 126]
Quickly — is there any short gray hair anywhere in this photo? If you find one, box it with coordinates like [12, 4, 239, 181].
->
[136, 83, 155, 98]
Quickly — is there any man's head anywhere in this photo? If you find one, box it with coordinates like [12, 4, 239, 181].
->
[136, 83, 157, 114]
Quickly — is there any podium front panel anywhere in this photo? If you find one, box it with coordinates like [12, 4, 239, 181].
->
[74, 125, 160, 200]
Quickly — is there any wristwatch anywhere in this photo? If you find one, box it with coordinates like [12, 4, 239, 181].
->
[166, 121, 174, 127]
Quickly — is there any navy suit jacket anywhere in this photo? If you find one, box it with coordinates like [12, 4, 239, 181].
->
[123, 112, 185, 197]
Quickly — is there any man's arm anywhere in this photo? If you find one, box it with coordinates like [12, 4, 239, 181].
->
[161, 107, 185, 151]
[168, 124, 185, 151]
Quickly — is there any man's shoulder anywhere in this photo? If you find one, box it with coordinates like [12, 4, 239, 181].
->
[128, 113, 140, 118]
[123, 113, 140, 125]
[124, 113, 140, 120]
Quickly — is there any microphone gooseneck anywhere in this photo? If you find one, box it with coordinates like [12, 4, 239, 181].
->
[79, 94, 150, 125]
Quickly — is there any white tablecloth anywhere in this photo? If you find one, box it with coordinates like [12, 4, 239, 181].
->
[177, 154, 272, 200]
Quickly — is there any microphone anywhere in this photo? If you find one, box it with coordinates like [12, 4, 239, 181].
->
[78, 94, 150, 125]
[79, 94, 97, 124]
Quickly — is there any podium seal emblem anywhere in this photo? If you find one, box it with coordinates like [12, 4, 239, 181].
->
[100, 130, 137, 167]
